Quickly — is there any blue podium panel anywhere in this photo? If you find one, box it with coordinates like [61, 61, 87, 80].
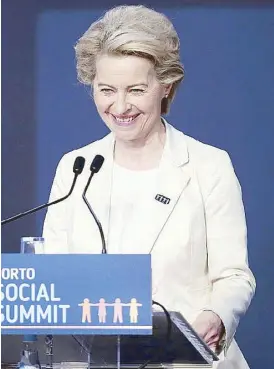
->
[1, 254, 152, 335]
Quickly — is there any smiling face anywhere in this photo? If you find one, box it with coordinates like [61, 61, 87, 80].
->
[93, 54, 170, 144]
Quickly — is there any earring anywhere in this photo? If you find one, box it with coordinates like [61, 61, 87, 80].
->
[165, 94, 168, 98]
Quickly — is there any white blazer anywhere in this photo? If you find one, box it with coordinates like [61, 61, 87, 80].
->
[43, 121, 256, 368]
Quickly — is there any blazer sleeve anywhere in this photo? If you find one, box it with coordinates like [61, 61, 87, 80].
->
[203, 150, 256, 351]
[42, 153, 73, 253]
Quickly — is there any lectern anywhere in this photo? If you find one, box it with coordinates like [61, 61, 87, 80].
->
[1, 254, 218, 368]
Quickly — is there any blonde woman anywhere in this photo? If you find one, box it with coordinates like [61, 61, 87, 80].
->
[43, 6, 255, 368]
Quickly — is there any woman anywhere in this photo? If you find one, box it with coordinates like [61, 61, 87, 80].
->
[43, 5, 255, 368]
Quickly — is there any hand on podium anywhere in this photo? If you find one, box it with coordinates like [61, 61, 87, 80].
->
[192, 310, 225, 352]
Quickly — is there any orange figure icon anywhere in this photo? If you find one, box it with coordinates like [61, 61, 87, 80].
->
[129, 298, 142, 323]
[78, 298, 93, 323]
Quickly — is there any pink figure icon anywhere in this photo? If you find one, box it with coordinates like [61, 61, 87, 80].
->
[129, 298, 142, 323]
[97, 298, 107, 323]
[78, 298, 93, 323]
[88, 298, 113, 323]
[113, 298, 128, 323]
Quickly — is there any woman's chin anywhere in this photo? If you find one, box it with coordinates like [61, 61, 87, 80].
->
[108, 118, 140, 139]
[113, 129, 139, 142]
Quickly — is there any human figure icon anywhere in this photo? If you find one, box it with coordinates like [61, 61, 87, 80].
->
[97, 298, 107, 323]
[113, 298, 128, 323]
[78, 298, 93, 323]
[88, 298, 113, 323]
[129, 298, 142, 323]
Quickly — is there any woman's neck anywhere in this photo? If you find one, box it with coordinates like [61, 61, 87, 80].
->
[114, 123, 166, 170]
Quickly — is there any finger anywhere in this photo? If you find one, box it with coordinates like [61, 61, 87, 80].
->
[208, 343, 217, 352]
[203, 330, 218, 343]
[207, 336, 220, 346]
[205, 334, 221, 347]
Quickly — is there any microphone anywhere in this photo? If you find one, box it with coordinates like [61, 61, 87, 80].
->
[1, 156, 86, 225]
[82, 155, 107, 254]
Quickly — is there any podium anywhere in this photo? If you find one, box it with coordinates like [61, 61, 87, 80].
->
[1, 254, 218, 368]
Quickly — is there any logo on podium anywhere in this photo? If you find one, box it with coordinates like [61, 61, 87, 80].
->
[78, 297, 142, 324]
[1, 254, 152, 335]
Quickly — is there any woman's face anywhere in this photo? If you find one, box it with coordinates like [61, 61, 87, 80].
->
[93, 54, 170, 143]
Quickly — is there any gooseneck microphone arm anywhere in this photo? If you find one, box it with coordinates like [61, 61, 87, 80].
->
[1, 156, 86, 226]
[2, 177, 76, 226]
[82, 155, 107, 254]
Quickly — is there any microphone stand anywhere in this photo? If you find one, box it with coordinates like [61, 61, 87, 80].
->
[45, 335, 53, 369]
[1, 175, 77, 225]
[1, 156, 85, 226]
[82, 170, 107, 254]
[1, 156, 85, 368]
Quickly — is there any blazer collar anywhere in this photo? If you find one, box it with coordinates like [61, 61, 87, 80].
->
[85, 119, 191, 254]
[161, 118, 189, 168]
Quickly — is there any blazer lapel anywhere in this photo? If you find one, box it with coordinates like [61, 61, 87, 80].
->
[121, 161, 190, 254]
[120, 121, 191, 254]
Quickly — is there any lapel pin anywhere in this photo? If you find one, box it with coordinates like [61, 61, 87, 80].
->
[155, 194, 171, 205]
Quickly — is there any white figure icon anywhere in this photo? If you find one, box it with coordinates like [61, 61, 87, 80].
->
[129, 298, 142, 323]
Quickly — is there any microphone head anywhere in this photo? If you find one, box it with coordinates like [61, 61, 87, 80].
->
[90, 155, 104, 173]
[73, 156, 85, 174]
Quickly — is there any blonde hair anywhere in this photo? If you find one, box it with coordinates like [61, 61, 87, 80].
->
[75, 5, 185, 114]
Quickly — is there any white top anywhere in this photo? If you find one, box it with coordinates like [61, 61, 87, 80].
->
[107, 163, 158, 254]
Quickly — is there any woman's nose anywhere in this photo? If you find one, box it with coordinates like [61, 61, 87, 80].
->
[113, 94, 131, 115]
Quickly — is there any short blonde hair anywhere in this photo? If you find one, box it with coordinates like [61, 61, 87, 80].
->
[75, 5, 185, 114]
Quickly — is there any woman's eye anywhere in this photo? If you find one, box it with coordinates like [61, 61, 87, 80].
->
[130, 89, 145, 94]
[101, 89, 114, 94]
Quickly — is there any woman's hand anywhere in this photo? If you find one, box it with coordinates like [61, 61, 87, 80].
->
[192, 310, 225, 351]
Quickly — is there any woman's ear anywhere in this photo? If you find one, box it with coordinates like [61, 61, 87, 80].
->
[164, 84, 173, 98]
